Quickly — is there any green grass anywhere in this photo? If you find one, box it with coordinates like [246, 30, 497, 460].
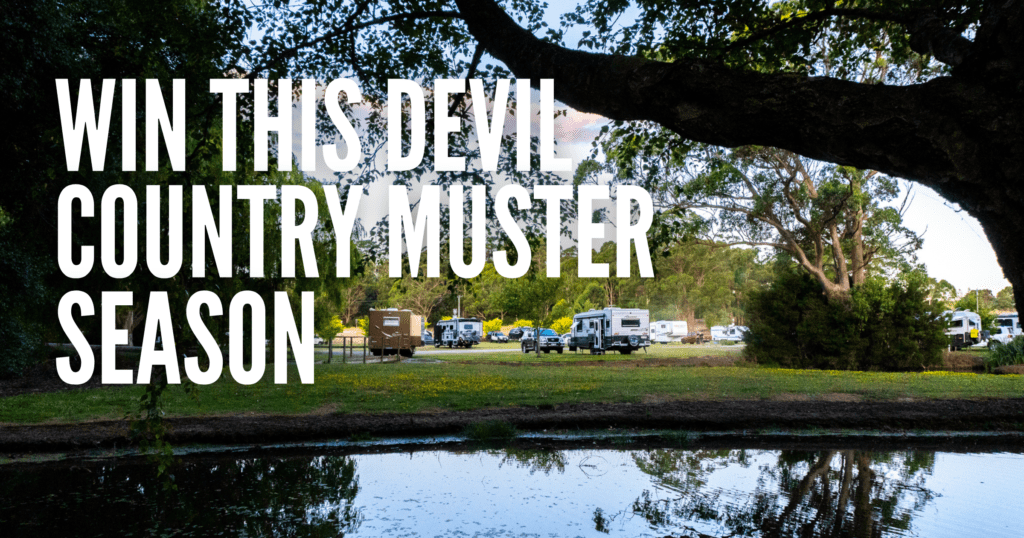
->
[428, 342, 743, 363]
[1, 362, 1021, 424]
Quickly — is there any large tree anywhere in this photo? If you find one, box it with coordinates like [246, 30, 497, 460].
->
[446, 0, 1024, 308]
[594, 143, 920, 300]
[242, 0, 1023, 312]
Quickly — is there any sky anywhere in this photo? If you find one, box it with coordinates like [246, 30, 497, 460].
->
[897, 183, 1010, 293]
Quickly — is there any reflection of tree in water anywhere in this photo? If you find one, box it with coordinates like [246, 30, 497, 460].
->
[0, 455, 363, 537]
[490, 448, 568, 475]
[625, 450, 936, 538]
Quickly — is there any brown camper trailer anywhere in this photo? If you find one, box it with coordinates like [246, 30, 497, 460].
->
[367, 309, 423, 357]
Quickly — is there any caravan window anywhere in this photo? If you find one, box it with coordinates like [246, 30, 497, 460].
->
[622, 319, 641, 327]
[948, 319, 963, 329]
[383, 317, 400, 327]
[576, 321, 583, 331]
[463, 324, 474, 330]
[998, 318, 1015, 327]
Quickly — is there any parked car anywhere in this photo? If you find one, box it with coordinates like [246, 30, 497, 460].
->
[313, 336, 326, 345]
[521, 328, 564, 354]
[562, 333, 572, 346]
[487, 331, 509, 343]
[422, 331, 434, 346]
[508, 326, 532, 341]
[987, 326, 1016, 348]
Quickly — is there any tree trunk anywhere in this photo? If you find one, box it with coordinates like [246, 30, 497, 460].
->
[851, 208, 867, 287]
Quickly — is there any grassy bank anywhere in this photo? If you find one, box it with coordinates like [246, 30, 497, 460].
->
[0, 361, 1020, 424]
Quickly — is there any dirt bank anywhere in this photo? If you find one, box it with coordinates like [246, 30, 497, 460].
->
[2, 399, 1023, 452]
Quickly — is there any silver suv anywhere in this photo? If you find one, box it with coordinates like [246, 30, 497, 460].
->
[521, 328, 564, 354]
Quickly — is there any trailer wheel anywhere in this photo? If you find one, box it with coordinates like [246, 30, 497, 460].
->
[569, 346, 576, 352]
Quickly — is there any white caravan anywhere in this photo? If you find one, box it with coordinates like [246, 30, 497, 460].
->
[568, 307, 651, 354]
[714, 325, 749, 343]
[944, 310, 983, 350]
[652, 320, 689, 344]
[434, 317, 483, 348]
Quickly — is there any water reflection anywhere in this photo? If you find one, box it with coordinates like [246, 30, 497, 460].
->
[1, 445, 1020, 537]
[627, 450, 937, 537]
[0, 455, 362, 537]
[493, 447, 569, 475]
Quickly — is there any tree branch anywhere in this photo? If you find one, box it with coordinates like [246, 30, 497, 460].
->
[452, 0, 1008, 192]
[448, 43, 486, 117]
[251, 10, 464, 76]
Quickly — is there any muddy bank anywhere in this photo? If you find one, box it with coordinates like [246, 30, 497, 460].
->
[2, 399, 1023, 452]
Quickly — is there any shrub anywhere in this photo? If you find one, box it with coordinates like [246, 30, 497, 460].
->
[482, 318, 504, 333]
[744, 272, 946, 371]
[549, 317, 573, 335]
[985, 336, 1024, 371]
[511, 319, 533, 329]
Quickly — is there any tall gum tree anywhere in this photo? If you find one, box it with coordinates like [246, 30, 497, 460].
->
[590, 143, 921, 301]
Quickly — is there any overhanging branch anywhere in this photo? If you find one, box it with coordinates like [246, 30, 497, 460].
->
[452, 0, 992, 189]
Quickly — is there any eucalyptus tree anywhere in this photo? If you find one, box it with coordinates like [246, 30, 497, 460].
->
[592, 144, 921, 301]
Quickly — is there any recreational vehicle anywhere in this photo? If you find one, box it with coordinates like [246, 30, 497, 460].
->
[568, 307, 650, 354]
[367, 309, 424, 357]
[713, 325, 749, 343]
[434, 317, 483, 348]
[652, 320, 689, 344]
[945, 310, 983, 350]
[995, 313, 1020, 336]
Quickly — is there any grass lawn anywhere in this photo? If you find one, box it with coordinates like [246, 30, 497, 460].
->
[1, 360, 1020, 424]
[427, 342, 744, 363]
